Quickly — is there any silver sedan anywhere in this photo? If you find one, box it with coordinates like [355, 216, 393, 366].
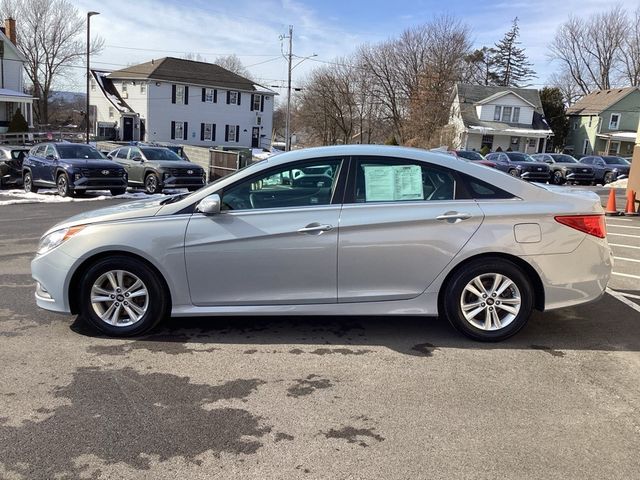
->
[31, 145, 612, 341]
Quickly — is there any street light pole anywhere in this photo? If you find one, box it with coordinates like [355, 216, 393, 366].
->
[285, 25, 293, 152]
[86, 11, 99, 144]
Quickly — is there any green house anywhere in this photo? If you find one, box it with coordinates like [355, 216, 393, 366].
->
[565, 86, 640, 157]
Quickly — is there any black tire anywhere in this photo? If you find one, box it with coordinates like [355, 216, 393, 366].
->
[442, 258, 534, 342]
[23, 171, 38, 193]
[144, 173, 161, 194]
[56, 172, 75, 197]
[508, 169, 519, 177]
[110, 188, 127, 196]
[78, 256, 169, 337]
[603, 171, 615, 185]
[552, 170, 565, 185]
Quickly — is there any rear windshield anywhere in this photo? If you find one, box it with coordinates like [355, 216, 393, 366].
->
[505, 152, 535, 162]
[456, 151, 484, 161]
[141, 148, 183, 161]
[551, 154, 578, 163]
[603, 156, 629, 165]
[56, 145, 105, 159]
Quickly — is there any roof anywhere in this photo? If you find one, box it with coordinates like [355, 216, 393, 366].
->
[566, 87, 640, 115]
[106, 57, 275, 93]
[91, 70, 133, 113]
[454, 83, 551, 133]
[0, 29, 27, 63]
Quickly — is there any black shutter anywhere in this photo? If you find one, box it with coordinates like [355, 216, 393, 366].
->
[200, 123, 205, 141]
[170, 121, 175, 140]
[260, 95, 264, 112]
[171, 85, 176, 104]
[214, 89, 217, 103]
[212, 124, 216, 141]
[184, 86, 189, 105]
[183, 122, 188, 140]
[201, 88, 206, 102]
[237, 92, 241, 105]
[225, 125, 229, 142]
[235, 125, 240, 143]
[250, 94, 255, 111]
[226, 91, 230, 104]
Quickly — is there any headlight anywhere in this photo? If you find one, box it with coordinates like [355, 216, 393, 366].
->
[74, 173, 82, 181]
[37, 226, 85, 255]
[163, 172, 170, 180]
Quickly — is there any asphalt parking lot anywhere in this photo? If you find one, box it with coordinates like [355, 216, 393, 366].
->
[1, 194, 639, 479]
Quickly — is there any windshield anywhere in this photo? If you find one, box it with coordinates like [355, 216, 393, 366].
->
[456, 151, 484, 161]
[551, 154, 578, 163]
[57, 145, 105, 159]
[603, 156, 629, 165]
[506, 152, 535, 162]
[141, 148, 183, 161]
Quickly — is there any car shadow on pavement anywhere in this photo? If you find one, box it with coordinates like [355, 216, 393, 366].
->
[71, 293, 640, 355]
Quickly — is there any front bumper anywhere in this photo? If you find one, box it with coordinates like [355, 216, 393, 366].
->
[565, 170, 595, 182]
[520, 170, 550, 182]
[161, 175, 206, 188]
[32, 247, 78, 313]
[72, 176, 128, 191]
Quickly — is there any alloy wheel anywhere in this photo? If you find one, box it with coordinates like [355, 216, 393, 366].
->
[459, 273, 521, 331]
[57, 175, 68, 196]
[90, 270, 149, 327]
[145, 174, 158, 194]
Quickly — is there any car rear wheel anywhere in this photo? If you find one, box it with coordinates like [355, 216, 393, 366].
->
[23, 171, 38, 193]
[79, 256, 168, 336]
[552, 170, 565, 185]
[603, 172, 615, 185]
[56, 173, 75, 197]
[443, 258, 533, 342]
[145, 173, 161, 194]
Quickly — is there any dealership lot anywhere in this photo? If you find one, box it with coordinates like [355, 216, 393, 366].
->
[0, 198, 639, 479]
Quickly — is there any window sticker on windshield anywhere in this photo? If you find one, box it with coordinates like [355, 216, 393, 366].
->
[363, 165, 424, 201]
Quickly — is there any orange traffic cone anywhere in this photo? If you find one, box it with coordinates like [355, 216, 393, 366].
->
[605, 188, 620, 216]
[624, 190, 639, 216]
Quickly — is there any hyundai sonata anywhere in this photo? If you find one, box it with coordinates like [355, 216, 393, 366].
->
[31, 145, 612, 341]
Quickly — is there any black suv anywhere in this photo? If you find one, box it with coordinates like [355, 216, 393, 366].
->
[485, 152, 551, 182]
[579, 155, 630, 185]
[108, 146, 205, 194]
[23, 143, 127, 197]
[530, 153, 595, 185]
[0, 146, 30, 188]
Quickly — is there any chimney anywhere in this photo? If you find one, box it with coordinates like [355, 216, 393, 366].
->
[4, 18, 16, 45]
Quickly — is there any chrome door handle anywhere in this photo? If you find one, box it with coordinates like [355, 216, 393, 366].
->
[298, 223, 333, 234]
[436, 212, 472, 222]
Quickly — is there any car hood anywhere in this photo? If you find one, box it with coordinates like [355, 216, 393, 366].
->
[44, 197, 166, 234]
[146, 160, 202, 169]
[61, 158, 124, 169]
[557, 163, 594, 170]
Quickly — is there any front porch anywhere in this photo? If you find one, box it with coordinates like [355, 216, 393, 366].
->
[0, 88, 34, 133]
[464, 129, 551, 154]
[596, 131, 636, 157]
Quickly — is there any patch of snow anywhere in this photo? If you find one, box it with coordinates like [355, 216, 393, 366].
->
[605, 178, 628, 189]
[0, 189, 183, 206]
[252, 148, 275, 161]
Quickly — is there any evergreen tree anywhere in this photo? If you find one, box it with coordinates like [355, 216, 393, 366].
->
[7, 108, 29, 133]
[493, 18, 536, 87]
[540, 87, 569, 151]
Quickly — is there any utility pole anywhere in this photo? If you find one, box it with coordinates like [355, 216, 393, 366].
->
[285, 25, 293, 152]
[86, 11, 99, 144]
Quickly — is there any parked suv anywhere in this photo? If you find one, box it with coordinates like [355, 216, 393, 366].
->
[0, 146, 30, 188]
[485, 152, 551, 182]
[108, 146, 205, 194]
[579, 155, 630, 185]
[23, 143, 127, 197]
[530, 153, 595, 185]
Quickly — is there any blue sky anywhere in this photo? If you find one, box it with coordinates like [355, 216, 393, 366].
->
[70, 0, 638, 96]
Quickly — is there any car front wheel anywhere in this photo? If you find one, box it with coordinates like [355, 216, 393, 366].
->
[57, 173, 75, 197]
[443, 258, 534, 341]
[553, 170, 564, 185]
[79, 256, 168, 336]
[603, 172, 615, 184]
[144, 173, 161, 194]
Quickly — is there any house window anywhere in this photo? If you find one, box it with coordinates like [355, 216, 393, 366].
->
[481, 134, 494, 150]
[583, 139, 590, 155]
[203, 123, 214, 141]
[229, 91, 238, 105]
[205, 88, 215, 102]
[573, 121, 578, 130]
[608, 141, 620, 155]
[227, 124, 236, 142]
[176, 85, 185, 104]
[256, 116, 262, 126]
[252, 94, 261, 111]
[512, 107, 520, 123]
[140, 83, 146, 94]
[501, 106, 512, 122]
[493, 106, 501, 121]
[174, 121, 184, 140]
[609, 113, 620, 130]
[108, 106, 114, 119]
[121, 82, 127, 93]
[90, 81, 96, 92]
[528, 138, 537, 148]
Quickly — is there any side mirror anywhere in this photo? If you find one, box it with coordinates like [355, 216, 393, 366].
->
[46, 154, 56, 161]
[132, 156, 143, 162]
[196, 194, 221, 215]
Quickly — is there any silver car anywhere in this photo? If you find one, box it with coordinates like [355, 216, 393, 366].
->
[31, 145, 612, 341]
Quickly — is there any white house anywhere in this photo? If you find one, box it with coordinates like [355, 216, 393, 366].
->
[90, 57, 276, 148]
[448, 83, 553, 153]
[0, 18, 34, 132]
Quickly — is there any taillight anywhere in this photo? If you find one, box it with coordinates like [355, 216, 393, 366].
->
[554, 215, 606, 238]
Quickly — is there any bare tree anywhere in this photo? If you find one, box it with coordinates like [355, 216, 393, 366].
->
[550, 6, 628, 94]
[213, 54, 251, 78]
[182, 52, 208, 63]
[548, 69, 583, 106]
[0, 0, 103, 125]
[618, 7, 640, 86]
